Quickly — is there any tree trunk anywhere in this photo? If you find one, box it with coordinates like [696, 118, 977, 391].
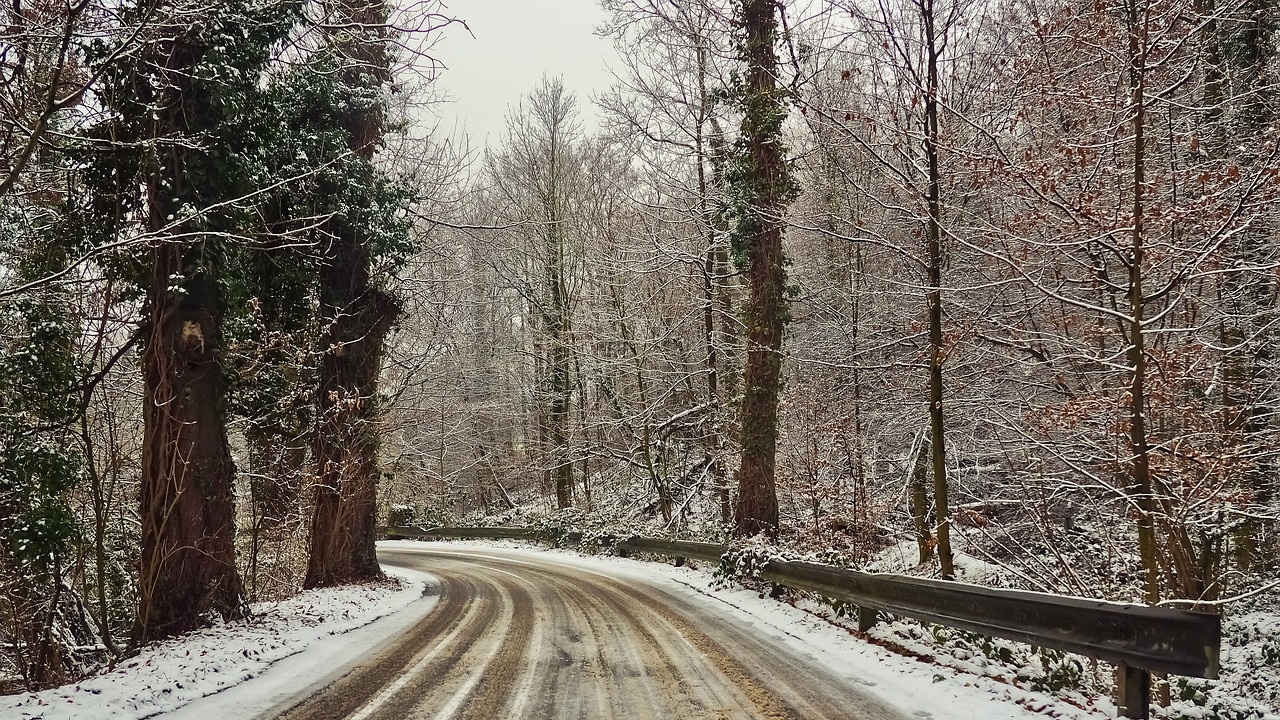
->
[908, 428, 935, 565]
[921, 0, 954, 580]
[138, 242, 244, 639]
[305, 0, 395, 588]
[546, 159, 574, 509]
[548, 286, 573, 508]
[732, 0, 791, 538]
[1123, 0, 1162, 606]
[693, 37, 733, 528]
[704, 228, 732, 525]
[306, 274, 394, 587]
[135, 31, 243, 641]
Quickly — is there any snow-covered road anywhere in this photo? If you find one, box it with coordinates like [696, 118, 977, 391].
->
[277, 544, 907, 720]
[2, 541, 1115, 719]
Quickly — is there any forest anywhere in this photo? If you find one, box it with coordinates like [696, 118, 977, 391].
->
[0, 0, 1277, 715]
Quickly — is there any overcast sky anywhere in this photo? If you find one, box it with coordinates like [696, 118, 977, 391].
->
[427, 0, 619, 148]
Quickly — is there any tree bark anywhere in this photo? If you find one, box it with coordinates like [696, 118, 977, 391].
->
[304, 0, 395, 588]
[732, 0, 790, 538]
[138, 243, 244, 639]
[136, 30, 243, 642]
[305, 262, 394, 587]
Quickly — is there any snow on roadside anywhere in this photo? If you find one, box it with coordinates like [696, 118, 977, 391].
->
[0, 567, 430, 720]
[386, 539, 1116, 720]
[9, 539, 1266, 720]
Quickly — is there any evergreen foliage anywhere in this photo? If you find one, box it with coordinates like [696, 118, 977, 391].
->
[0, 202, 89, 687]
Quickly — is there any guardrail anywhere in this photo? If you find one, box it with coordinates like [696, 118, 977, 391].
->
[382, 525, 1220, 719]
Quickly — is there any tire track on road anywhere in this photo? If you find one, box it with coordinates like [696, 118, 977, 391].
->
[272, 546, 909, 720]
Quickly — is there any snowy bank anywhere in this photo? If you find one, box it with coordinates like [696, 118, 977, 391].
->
[0, 565, 435, 720]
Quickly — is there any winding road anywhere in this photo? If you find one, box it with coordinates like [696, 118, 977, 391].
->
[271, 544, 908, 720]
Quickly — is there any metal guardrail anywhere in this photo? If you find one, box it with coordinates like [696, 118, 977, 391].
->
[616, 536, 726, 564]
[382, 526, 1220, 719]
[392, 526, 536, 540]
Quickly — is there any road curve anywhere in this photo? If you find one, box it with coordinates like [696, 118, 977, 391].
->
[271, 545, 908, 720]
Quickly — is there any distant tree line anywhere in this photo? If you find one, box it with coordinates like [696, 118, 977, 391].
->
[385, 0, 1278, 622]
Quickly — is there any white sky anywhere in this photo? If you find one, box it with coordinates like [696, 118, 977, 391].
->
[426, 0, 619, 148]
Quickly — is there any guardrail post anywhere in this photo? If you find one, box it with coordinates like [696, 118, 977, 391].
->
[857, 606, 879, 632]
[1115, 663, 1150, 719]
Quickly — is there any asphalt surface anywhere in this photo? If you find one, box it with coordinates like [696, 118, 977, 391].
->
[270, 545, 908, 720]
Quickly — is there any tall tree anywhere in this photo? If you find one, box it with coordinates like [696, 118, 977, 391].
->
[1119, 0, 1162, 604]
[730, 0, 795, 537]
[305, 0, 405, 587]
[919, 0, 956, 579]
[809, 0, 985, 575]
[489, 77, 583, 509]
[118, 0, 299, 639]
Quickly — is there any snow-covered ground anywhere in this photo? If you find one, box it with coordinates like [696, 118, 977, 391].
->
[2, 540, 1273, 720]
[0, 564, 437, 720]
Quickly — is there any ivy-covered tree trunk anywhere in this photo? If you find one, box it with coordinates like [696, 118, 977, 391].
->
[135, 31, 243, 642]
[306, 241, 395, 587]
[304, 0, 396, 588]
[139, 244, 244, 640]
[732, 0, 793, 538]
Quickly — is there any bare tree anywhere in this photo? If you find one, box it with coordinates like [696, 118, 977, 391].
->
[599, 0, 741, 526]
[488, 77, 585, 509]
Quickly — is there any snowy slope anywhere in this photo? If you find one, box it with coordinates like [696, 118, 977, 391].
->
[0, 565, 437, 720]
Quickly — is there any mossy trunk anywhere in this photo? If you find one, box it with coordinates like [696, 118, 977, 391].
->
[304, 0, 395, 588]
[732, 0, 790, 538]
